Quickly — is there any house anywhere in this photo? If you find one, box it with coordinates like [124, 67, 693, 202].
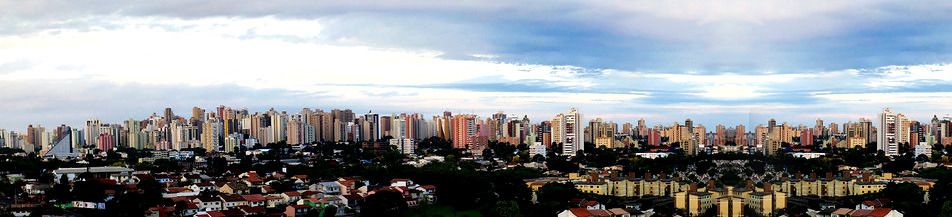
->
[265, 195, 285, 208]
[606, 208, 630, 217]
[284, 204, 313, 217]
[243, 176, 266, 187]
[219, 182, 250, 194]
[219, 194, 248, 209]
[851, 209, 873, 216]
[283, 191, 304, 204]
[193, 197, 224, 211]
[832, 208, 853, 217]
[240, 206, 267, 215]
[182, 174, 206, 183]
[583, 201, 606, 210]
[191, 183, 218, 192]
[343, 194, 364, 209]
[183, 202, 201, 216]
[866, 208, 903, 217]
[242, 194, 267, 207]
[145, 206, 175, 217]
[558, 208, 613, 217]
[291, 175, 309, 184]
[314, 181, 342, 195]
[195, 211, 225, 217]
[857, 200, 881, 210]
[390, 178, 414, 187]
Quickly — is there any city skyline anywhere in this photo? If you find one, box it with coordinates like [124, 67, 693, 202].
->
[4, 1, 952, 130]
[1, 105, 950, 133]
[4, 1, 952, 216]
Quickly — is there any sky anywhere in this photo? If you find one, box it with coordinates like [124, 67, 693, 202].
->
[2, 0, 952, 131]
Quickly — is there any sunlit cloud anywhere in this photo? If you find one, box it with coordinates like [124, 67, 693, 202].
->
[1, 0, 952, 130]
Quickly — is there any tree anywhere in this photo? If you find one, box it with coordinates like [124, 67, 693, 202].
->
[941, 201, 952, 217]
[483, 148, 494, 159]
[536, 182, 579, 204]
[483, 200, 522, 217]
[322, 205, 338, 217]
[362, 190, 407, 216]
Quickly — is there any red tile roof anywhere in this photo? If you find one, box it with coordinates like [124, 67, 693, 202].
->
[832, 208, 853, 215]
[851, 209, 873, 216]
[240, 206, 267, 214]
[569, 208, 593, 217]
[200, 211, 227, 217]
[867, 208, 893, 217]
[220, 194, 246, 202]
[290, 204, 311, 209]
[587, 209, 611, 216]
[242, 194, 267, 202]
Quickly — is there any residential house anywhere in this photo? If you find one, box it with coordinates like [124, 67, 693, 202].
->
[190, 183, 218, 192]
[193, 197, 224, 211]
[240, 206, 267, 215]
[284, 204, 312, 217]
[283, 191, 304, 204]
[219, 182, 250, 194]
[219, 194, 248, 209]
[313, 181, 342, 195]
[242, 194, 267, 207]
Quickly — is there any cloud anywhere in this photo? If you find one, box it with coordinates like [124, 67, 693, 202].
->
[1, 1, 952, 130]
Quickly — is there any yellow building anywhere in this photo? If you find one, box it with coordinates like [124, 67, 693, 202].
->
[853, 182, 887, 194]
[773, 174, 887, 197]
[576, 181, 609, 195]
[687, 192, 714, 216]
[526, 173, 691, 198]
[595, 137, 614, 148]
[847, 137, 866, 148]
[746, 192, 774, 216]
[716, 196, 744, 217]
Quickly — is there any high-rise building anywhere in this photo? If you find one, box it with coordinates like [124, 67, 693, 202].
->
[493, 111, 507, 140]
[201, 120, 223, 152]
[364, 112, 380, 142]
[390, 138, 415, 155]
[191, 107, 205, 124]
[878, 108, 900, 156]
[164, 107, 175, 126]
[551, 115, 562, 146]
[452, 114, 477, 149]
[684, 119, 696, 155]
[380, 115, 392, 138]
[554, 108, 583, 156]
[85, 119, 101, 149]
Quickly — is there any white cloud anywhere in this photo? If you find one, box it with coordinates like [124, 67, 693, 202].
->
[0, 15, 600, 92]
[643, 73, 815, 99]
[812, 92, 952, 105]
[864, 63, 952, 88]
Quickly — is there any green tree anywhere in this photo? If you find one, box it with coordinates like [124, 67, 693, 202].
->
[941, 201, 952, 217]
[484, 200, 522, 217]
[362, 191, 407, 216]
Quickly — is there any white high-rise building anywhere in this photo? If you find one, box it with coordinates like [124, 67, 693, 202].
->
[878, 108, 900, 156]
[390, 138, 414, 155]
[555, 108, 584, 156]
[85, 119, 101, 149]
